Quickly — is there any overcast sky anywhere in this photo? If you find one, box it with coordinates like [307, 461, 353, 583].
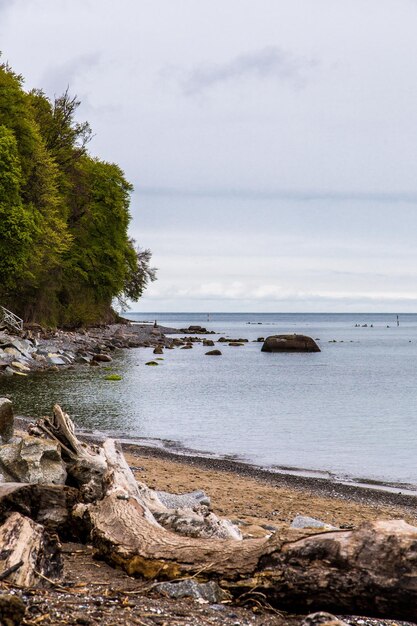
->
[2, 0, 417, 312]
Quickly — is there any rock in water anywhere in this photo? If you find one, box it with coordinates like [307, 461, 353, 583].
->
[0, 398, 14, 443]
[205, 350, 222, 356]
[261, 335, 320, 353]
[92, 353, 112, 363]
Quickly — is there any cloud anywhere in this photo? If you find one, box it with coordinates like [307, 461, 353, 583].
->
[40, 52, 101, 98]
[146, 281, 417, 304]
[137, 184, 417, 205]
[0, 0, 14, 12]
[179, 46, 317, 95]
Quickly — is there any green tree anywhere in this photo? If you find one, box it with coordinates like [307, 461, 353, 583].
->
[0, 125, 35, 291]
[0, 58, 155, 326]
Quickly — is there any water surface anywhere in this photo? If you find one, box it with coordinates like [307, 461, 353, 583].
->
[1, 312, 417, 489]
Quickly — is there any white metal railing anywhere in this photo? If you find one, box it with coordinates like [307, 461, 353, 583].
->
[0, 306, 23, 333]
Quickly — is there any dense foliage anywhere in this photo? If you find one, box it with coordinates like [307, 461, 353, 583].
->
[0, 61, 155, 326]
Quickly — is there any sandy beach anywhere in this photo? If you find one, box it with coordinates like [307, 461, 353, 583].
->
[123, 443, 417, 537]
[1, 425, 416, 625]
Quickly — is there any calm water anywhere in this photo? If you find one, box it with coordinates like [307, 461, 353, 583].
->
[1, 312, 417, 488]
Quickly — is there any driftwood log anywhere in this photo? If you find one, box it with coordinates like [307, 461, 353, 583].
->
[2, 403, 416, 620]
[0, 482, 79, 538]
[0, 511, 62, 586]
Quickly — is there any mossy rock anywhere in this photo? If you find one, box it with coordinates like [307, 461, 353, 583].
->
[145, 361, 159, 366]
[104, 374, 122, 381]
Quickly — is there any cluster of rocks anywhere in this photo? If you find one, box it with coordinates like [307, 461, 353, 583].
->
[179, 325, 215, 334]
[0, 325, 323, 378]
[0, 398, 67, 483]
[0, 323, 182, 377]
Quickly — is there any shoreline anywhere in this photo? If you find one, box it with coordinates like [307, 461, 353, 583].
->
[5, 319, 417, 510]
[15, 414, 417, 509]
[58, 415, 417, 514]
[0, 321, 191, 377]
[120, 439, 417, 515]
[74, 424, 417, 501]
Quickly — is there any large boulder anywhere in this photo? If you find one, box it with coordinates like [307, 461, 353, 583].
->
[261, 334, 320, 353]
[0, 436, 67, 484]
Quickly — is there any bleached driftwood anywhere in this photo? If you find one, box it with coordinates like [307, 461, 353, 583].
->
[0, 482, 78, 537]
[37, 405, 107, 501]
[35, 406, 417, 619]
[80, 438, 242, 540]
[0, 512, 62, 586]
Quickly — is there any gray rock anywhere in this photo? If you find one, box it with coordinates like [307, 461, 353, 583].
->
[48, 356, 66, 366]
[156, 489, 210, 510]
[155, 509, 242, 540]
[156, 579, 231, 603]
[0, 436, 67, 484]
[291, 515, 337, 530]
[0, 398, 14, 443]
[301, 612, 349, 626]
[75, 355, 91, 364]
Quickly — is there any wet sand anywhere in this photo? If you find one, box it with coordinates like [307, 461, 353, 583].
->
[122, 442, 417, 537]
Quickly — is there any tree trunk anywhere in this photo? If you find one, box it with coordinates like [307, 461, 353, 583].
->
[81, 493, 417, 619]
[0, 512, 62, 586]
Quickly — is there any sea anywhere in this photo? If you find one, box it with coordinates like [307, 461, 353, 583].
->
[1, 312, 417, 491]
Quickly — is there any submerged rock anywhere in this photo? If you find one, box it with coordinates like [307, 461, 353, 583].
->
[261, 335, 321, 353]
[205, 350, 222, 356]
[92, 353, 112, 363]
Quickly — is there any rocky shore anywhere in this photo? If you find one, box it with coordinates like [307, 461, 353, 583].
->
[0, 322, 188, 377]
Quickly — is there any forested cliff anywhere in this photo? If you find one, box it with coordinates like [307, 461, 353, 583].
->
[0, 60, 153, 326]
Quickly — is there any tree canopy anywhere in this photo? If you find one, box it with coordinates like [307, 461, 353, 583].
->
[0, 60, 155, 326]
